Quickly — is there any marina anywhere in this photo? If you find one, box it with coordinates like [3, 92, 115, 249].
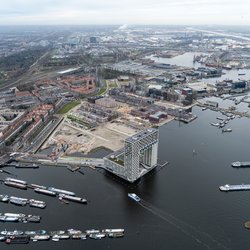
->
[0, 228, 125, 244]
[0, 194, 46, 208]
[0, 213, 41, 223]
[2, 177, 86, 203]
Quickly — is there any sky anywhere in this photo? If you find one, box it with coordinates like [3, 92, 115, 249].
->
[0, 0, 250, 26]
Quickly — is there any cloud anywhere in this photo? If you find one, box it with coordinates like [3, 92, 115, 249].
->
[0, 0, 249, 25]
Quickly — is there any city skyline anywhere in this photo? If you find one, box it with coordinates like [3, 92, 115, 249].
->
[0, 0, 250, 26]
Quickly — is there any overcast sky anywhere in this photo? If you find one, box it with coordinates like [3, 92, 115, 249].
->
[0, 0, 249, 25]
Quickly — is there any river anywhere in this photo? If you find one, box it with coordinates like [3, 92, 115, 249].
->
[1, 105, 250, 249]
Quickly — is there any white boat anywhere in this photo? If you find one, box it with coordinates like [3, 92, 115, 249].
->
[128, 193, 140, 202]
[29, 199, 46, 209]
[89, 233, 106, 239]
[9, 196, 28, 206]
[34, 188, 56, 196]
[211, 123, 220, 127]
[0, 216, 19, 222]
[67, 229, 82, 235]
[5, 178, 27, 185]
[0, 194, 9, 202]
[85, 229, 100, 235]
[31, 235, 50, 241]
[52, 234, 70, 241]
[0, 230, 23, 236]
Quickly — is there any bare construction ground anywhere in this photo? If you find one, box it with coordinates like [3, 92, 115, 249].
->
[41, 119, 139, 155]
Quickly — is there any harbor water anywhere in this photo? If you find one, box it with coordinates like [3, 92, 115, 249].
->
[1, 106, 250, 249]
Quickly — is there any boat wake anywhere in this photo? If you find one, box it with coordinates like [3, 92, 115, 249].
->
[138, 199, 231, 250]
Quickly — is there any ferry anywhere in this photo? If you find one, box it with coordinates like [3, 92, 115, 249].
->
[219, 184, 250, 192]
[231, 161, 250, 168]
[48, 187, 76, 196]
[128, 193, 140, 202]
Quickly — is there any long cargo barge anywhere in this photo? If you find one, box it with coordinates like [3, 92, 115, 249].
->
[219, 184, 250, 191]
[231, 161, 250, 168]
[59, 194, 87, 204]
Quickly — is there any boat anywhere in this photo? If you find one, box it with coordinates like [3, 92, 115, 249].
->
[238, 73, 246, 76]
[9, 196, 28, 206]
[59, 194, 87, 204]
[5, 235, 30, 244]
[89, 233, 106, 240]
[211, 123, 220, 127]
[23, 215, 41, 223]
[48, 187, 76, 196]
[67, 229, 82, 235]
[71, 233, 87, 240]
[5, 178, 27, 185]
[0, 236, 6, 241]
[1, 230, 23, 236]
[85, 229, 100, 235]
[216, 117, 225, 121]
[231, 161, 250, 168]
[222, 128, 232, 133]
[25, 230, 47, 236]
[202, 107, 207, 111]
[0, 194, 9, 202]
[31, 234, 50, 241]
[34, 188, 57, 196]
[4, 213, 25, 218]
[29, 199, 46, 209]
[29, 184, 46, 189]
[4, 181, 27, 190]
[219, 184, 250, 191]
[108, 232, 124, 238]
[128, 193, 140, 202]
[0, 215, 19, 222]
[50, 230, 66, 236]
[102, 229, 124, 234]
[51, 234, 70, 241]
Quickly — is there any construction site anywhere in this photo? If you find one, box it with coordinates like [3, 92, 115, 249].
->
[39, 95, 173, 158]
